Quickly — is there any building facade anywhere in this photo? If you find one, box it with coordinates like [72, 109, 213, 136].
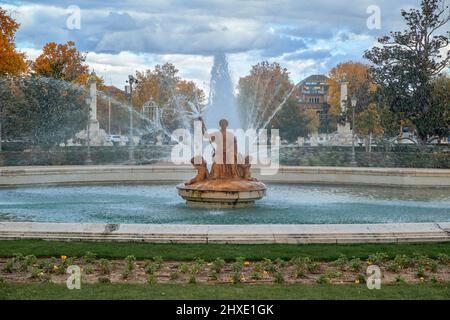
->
[297, 74, 330, 111]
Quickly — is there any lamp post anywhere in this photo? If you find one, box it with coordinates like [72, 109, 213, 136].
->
[350, 96, 358, 167]
[125, 75, 138, 164]
[85, 96, 93, 165]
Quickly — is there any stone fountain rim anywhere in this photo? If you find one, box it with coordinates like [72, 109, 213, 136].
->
[176, 182, 267, 193]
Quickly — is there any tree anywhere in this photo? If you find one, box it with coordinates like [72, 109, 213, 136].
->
[356, 104, 384, 152]
[3, 77, 88, 149]
[237, 61, 293, 129]
[134, 63, 206, 133]
[364, 0, 450, 142]
[429, 75, 450, 141]
[0, 7, 28, 75]
[305, 109, 321, 134]
[267, 97, 310, 142]
[32, 41, 89, 84]
[327, 61, 377, 125]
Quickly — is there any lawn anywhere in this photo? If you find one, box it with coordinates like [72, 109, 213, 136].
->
[0, 240, 449, 261]
[1, 283, 449, 300]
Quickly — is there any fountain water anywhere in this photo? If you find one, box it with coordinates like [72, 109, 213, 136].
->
[204, 53, 240, 129]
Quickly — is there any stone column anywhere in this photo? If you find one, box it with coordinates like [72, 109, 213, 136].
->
[89, 71, 100, 132]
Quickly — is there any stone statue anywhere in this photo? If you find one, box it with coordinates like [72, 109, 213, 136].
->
[185, 156, 209, 186]
[238, 155, 255, 181]
[208, 119, 240, 179]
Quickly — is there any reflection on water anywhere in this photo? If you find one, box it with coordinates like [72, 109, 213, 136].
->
[0, 184, 449, 225]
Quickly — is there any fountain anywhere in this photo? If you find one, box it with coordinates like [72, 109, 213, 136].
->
[177, 118, 266, 208]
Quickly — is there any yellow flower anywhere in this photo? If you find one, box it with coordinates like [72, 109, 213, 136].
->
[368, 261, 373, 265]
[243, 261, 251, 267]
[355, 279, 360, 284]
[420, 277, 425, 282]
[53, 265, 59, 270]
[60, 255, 67, 261]
[240, 275, 246, 282]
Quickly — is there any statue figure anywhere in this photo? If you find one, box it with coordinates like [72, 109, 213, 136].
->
[208, 119, 240, 179]
[238, 155, 256, 180]
[185, 156, 209, 185]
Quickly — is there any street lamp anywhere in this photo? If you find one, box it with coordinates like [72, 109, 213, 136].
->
[85, 96, 93, 165]
[125, 75, 138, 165]
[350, 96, 358, 167]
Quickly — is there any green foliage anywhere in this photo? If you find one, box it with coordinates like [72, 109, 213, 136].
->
[147, 275, 157, 285]
[98, 259, 111, 275]
[2, 76, 88, 149]
[98, 277, 111, 284]
[250, 271, 262, 281]
[364, 0, 450, 141]
[316, 275, 331, 284]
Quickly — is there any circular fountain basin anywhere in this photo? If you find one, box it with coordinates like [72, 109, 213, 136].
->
[177, 180, 267, 208]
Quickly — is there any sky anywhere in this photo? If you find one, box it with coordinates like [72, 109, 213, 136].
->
[1, 0, 449, 92]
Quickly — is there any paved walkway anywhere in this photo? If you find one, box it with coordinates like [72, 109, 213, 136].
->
[1, 222, 449, 244]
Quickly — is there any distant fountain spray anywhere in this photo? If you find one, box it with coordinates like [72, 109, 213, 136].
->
[204, 53, 240, 129]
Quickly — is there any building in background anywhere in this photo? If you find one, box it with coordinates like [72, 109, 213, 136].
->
[297, 74, 330, 112]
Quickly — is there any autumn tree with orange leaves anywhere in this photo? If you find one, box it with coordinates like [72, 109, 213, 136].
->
[32, 41, 89, 84]
[0, 8, 28, 76]
[326, 62, 377, 125]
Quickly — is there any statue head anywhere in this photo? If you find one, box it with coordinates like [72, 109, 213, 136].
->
[219, 119, 228, 130]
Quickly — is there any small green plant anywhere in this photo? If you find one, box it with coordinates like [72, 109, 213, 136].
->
[294, 265, 306, 278]
[250, 271, 261, 280]
[325, 269, 343, 279]
[355, 273, 366, 285]
[84, 265, 93, 275]
[2, 259, 14, 273]
[147, 275, 158, 285]
[367, 252, 388, 265]
[170, 271, 179, 281]
[152, 256, 164, 268]
[98, 259, 111, 275]
[232, 257, 245, 272]
[231, 272, 242, 284]
[191, 258, 205, 274]
[98, 277, 111, 284]
[143, 261, 158, 275]
[121, 268, 132, 279]
[82, 251, 97, 264]
[274, 258, 286, 268]
[316, 275, 331, 284]
[30, 268, 44, 279]
[178, 263, 190, 274]
[273, 271, 284, 284]
[393, 254, 412, 269]
[211, 258, 225, 273]
[417, 266, 426, 278]
[0, 276, 4, 284]
[436, 253, 449, 265]
[430, 276, 439, 284]
[208, 270, 219, 281]
[188, 275, 197, 284]
[349, 258, 362, 272]
[332, 254, 349, 270]
[386, 261, 401, 273]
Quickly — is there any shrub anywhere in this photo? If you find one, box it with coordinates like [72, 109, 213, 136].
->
[316, 275, 331, 284]
[147, 275, 158, 285]
[211, 258, 225, 273]
[178, 264, 190, 274]
[231, 272, 242, 284]
[416, 266, 426, 278]
[98, 277, 111, 284]
[82, 251, 97, 264]
[250, 271, 261, 281]
[367, 252, 388, 265]
[332, 254, 349, 270]
[152, 256, 164, 268]
[98, 259, 111, 275]
[143, 261, 158, 275]
[273, 272, 284, 284]
[355, 273, 366, 285]
[188, 275, 197, 284]
[349, 258, 362, 272]
[2, 259, 14, 273]
[208, 270, 219, 281]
